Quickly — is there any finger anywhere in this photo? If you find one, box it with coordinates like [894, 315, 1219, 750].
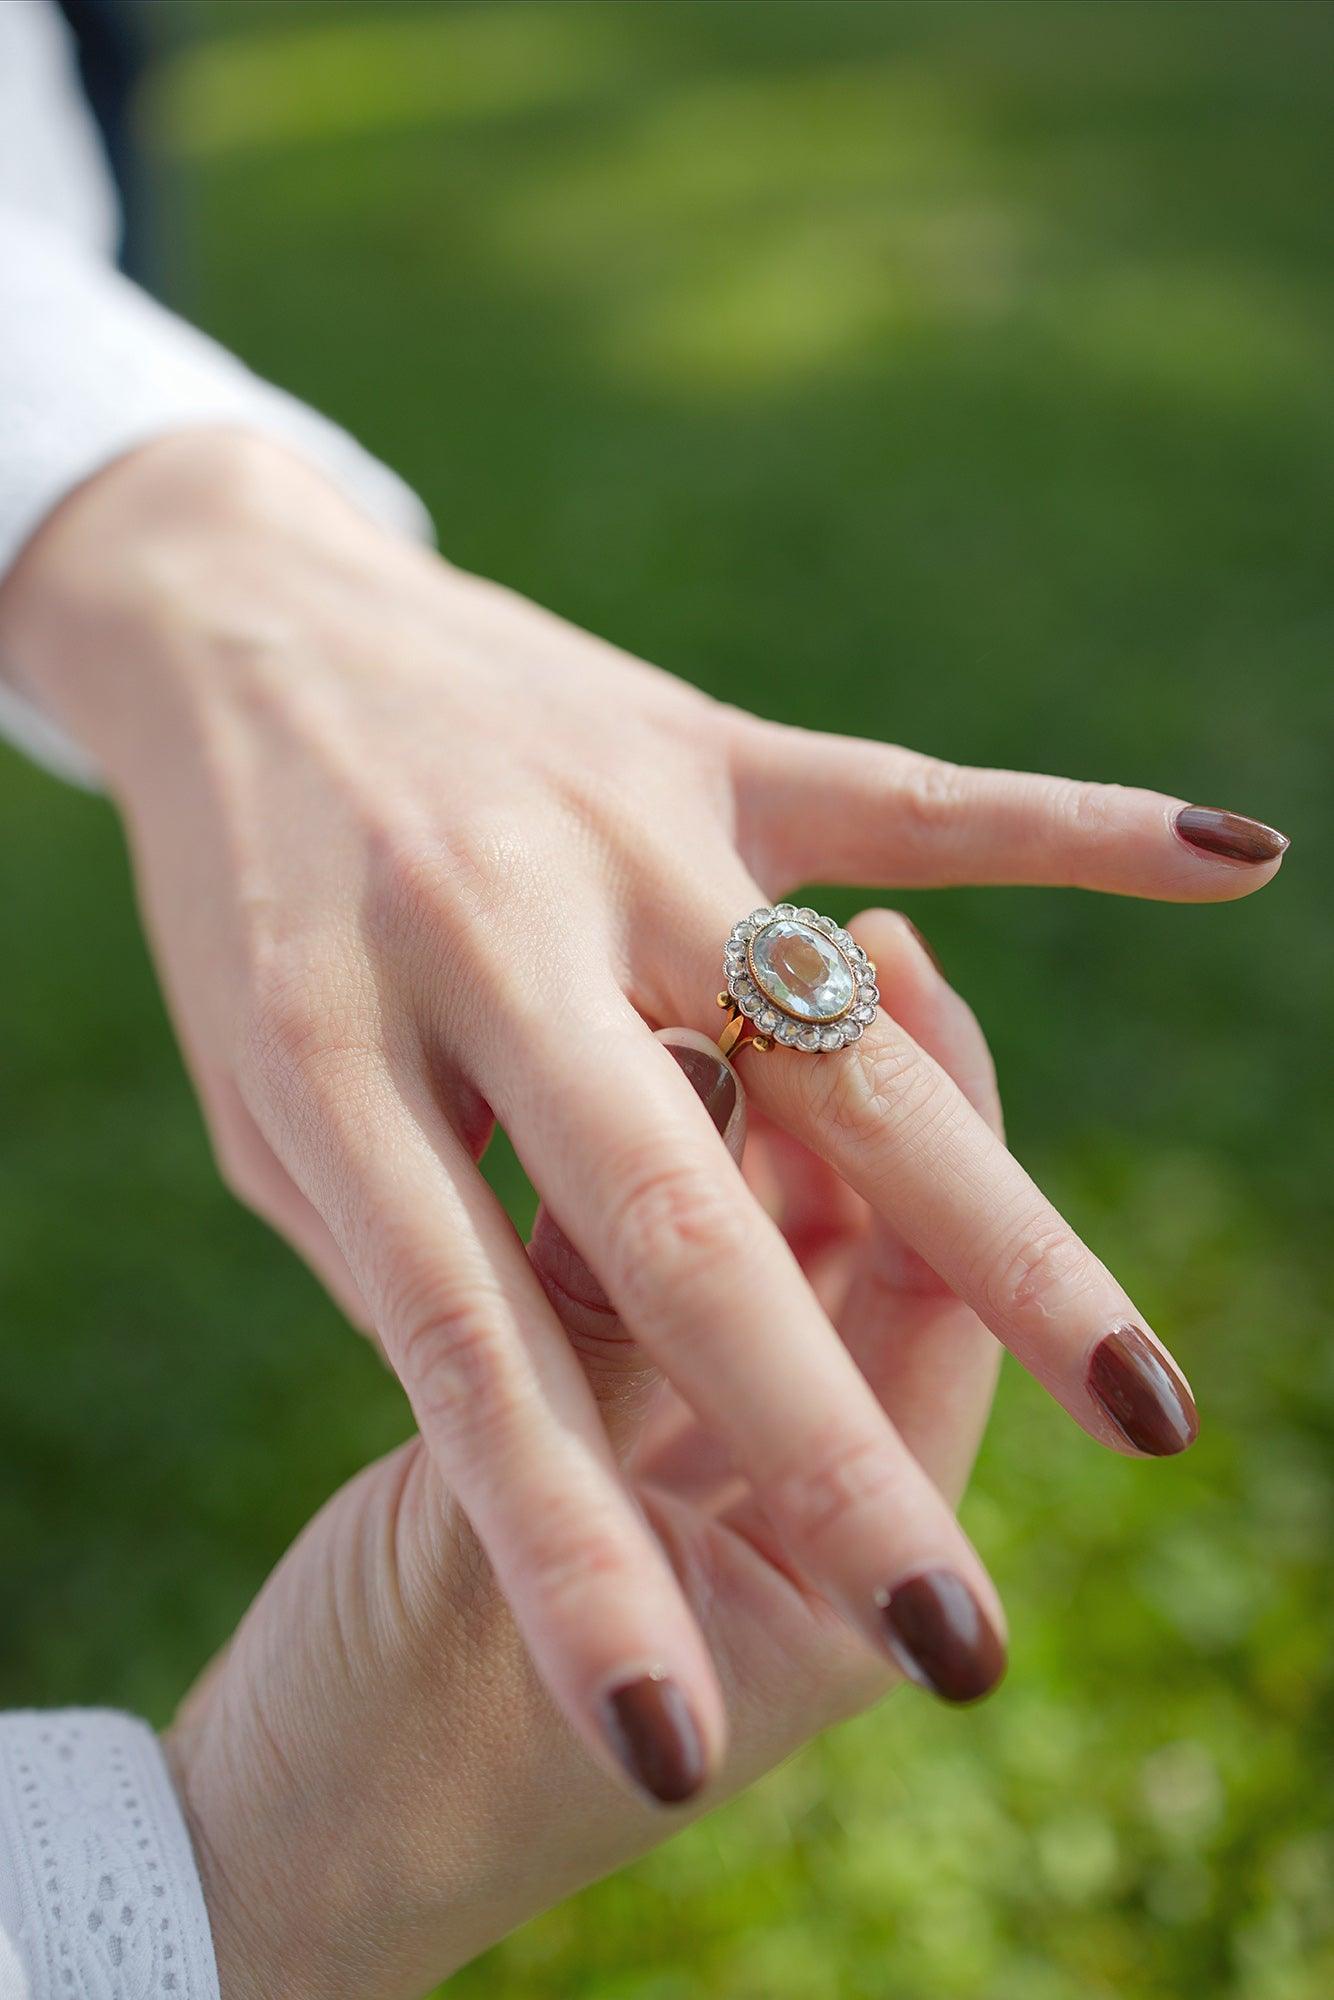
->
[831, 910, 1002, 1513]
[697, 912, 1008, 1705]
[483, 1007, 1008, 1704]
[637, 918, 1009, 1708]
[635, 1129, 866, 1502]
[244, 1038, 725, 1807]
[742, 1113, 866, 1301]
[528, 1028, 747, 1459]
[202, 1070, 374, 1333]
[731, 920, 1200, 1461]
[645, 912, 1000, 1516]
[632, 1097, 863, 1500]
[739, 725, 1289, 900]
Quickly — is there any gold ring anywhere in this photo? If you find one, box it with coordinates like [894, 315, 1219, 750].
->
[717, 905, 878, 1057]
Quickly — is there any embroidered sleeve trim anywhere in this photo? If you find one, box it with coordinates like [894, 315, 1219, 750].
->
[0, 1710, 220, 2000]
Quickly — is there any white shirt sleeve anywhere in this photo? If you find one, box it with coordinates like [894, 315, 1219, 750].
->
[0, 1710, 221, 2000]
[0, 0, 434, 787]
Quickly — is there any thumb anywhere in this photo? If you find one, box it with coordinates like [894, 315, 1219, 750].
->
[527, 1028, 746, 1459]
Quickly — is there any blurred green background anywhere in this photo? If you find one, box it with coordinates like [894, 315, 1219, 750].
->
[2, 2, 1331, 1994]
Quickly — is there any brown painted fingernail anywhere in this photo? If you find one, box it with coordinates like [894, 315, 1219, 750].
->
[1087, 1323, 1199, 1456]
[902, 917, 945, 976]
[1174, 806, 1289, 865]
[878, 1569, 1006, 1704]
[665, 1041, 738, 1138]
[603, 1673, 707, 1805]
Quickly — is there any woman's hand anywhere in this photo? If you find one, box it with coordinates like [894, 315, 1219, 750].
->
[0, 430, 1286, 1801]
[166, 915, 1006, 2000]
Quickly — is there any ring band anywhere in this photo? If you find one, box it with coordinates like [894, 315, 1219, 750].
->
[717, 905, 878, 1057]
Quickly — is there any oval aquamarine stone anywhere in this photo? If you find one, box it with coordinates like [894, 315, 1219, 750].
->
[749, 919, 856, 1023]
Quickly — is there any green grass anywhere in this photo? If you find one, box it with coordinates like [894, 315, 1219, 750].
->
[2, 3, 1331, 1994]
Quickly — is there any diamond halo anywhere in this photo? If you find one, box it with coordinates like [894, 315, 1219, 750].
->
[718, 905, 879, 1056]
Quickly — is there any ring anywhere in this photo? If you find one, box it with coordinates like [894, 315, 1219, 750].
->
[716, 905, 879, 1058]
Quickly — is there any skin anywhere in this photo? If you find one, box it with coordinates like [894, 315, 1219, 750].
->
[0, 428, 1284, 1804]
[166, 916, 1004, 2000]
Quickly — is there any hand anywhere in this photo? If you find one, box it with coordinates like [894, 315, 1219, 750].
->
[0, 430, 1286, 1801]
[166, 921, 1005, 2000]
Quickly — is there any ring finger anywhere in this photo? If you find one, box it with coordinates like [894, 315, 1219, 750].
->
[652, 881, 1198, 1462]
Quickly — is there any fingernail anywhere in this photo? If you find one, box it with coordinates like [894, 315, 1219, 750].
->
[664, 1040, 738, 1139]
[1174, 806, 1289, 865]
[602, 1673, 707, 1805]
[1087, 1323, 1199, 1456]
[878, 1570, 1006, 1704]
[902, 917, 945, 977]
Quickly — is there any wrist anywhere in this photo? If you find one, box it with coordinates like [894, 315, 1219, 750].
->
[162, 1713, 354, 2000]
[0, 429, 429, 795]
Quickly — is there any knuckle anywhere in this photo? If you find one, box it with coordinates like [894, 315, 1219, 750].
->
[1025, 779, 1124, 878]
[603, 1155, 750, 1308]
[815, 1028, 954, 1156]
[363, 825, 481, 1008]
[1064, 779, 1126, 841]
[391, 1289, 523, 1456]
[240, 971, 368, 1114]
[363, 817, 554, 1034]
[981, 1222, 1089, 1327]
[370, 810, 537, 941]
[847, 1032, 923, 1121]
[895, 756, 970, 837]
[516, 1497, 639, 1614]
[242, 981, 324, 1092]
[772, 1429, 913, 1553]
[366, 824, 455, 947]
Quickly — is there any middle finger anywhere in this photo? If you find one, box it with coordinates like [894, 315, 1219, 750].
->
[480, 997, 1008, 1702]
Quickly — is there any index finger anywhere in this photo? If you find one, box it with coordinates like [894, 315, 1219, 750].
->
[739, 726, 1289, 901]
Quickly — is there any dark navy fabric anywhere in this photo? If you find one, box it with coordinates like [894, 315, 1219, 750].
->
[54, 0, 151, 277]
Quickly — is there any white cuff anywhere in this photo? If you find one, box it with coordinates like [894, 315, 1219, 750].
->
[0, 1710, 220, 2000]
